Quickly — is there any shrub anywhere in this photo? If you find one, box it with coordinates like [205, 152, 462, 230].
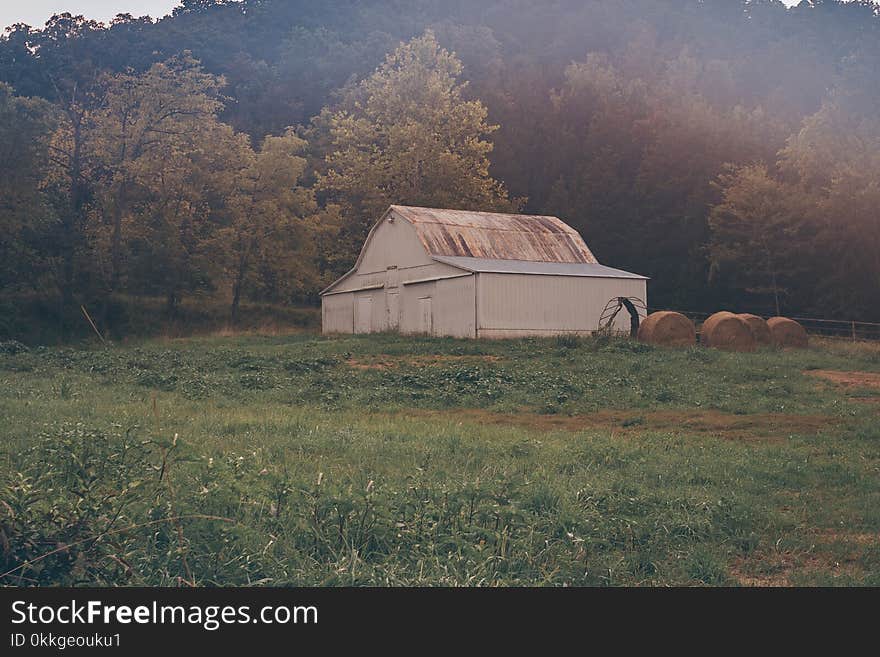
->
[1, 425, 157, 586]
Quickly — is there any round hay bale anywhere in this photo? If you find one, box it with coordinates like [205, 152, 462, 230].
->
[637, 311, 696, 347]
[767, 316, 809, 348]
[737, 313, 772, 346]
[700, 311, 756, 352]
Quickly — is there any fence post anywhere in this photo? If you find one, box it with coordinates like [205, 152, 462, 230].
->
[852, 320, 857, 342]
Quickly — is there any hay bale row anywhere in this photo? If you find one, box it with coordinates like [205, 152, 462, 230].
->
[737, 313, 773, 345]
[637, 311, 696, 346]
[767, 316, 809, 348]
[638, 310, 808, 350]
[700, 311, 755, 352]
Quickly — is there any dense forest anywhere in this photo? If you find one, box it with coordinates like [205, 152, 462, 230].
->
[1, 0, 879, 340]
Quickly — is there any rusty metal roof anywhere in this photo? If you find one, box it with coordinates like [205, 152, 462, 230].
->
[390, 205, 597, 263]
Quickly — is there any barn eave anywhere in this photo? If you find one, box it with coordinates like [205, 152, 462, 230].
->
[431, 255, 649, 279]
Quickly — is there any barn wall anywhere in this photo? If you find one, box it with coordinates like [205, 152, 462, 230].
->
[358, 214, 433, 273]
[398, 274, 476, 337]
[400, 281, 435, 334]
[433, 275, 476, 338]
[323, 217, 475, 335]
[321, 292, 354, 334]
[350, 290, 376, 333]
[323, 270, 476, 336]
[476, 273, 647, 338]
[326, 273, 645, 338]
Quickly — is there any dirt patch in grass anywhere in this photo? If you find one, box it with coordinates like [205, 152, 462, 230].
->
[728, 555, 790, 587]
[810, 529, 879, 546]
[731, 529, 876, 586]
[400, 408, 838, 441]
[347, 354, 502, 370]
[805, 369, 880, 390]
[730, 548, 866, 587]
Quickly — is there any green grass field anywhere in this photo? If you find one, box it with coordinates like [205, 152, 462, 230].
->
[1, 333, 878, 586]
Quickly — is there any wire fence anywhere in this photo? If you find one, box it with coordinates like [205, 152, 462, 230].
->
[651, 309, 880, 342]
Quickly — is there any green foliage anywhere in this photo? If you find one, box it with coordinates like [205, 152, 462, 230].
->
[2, 0, 880, 334]
[1, 424, 159, 585]
[211, 128, 320, 319]
[773, 51, 880, 317]
[314, 31, 518, 265]
[89, 54, 227, 299]
[0, 293, 319, 344]
[0, 340, 29, 355]
[709, 164, 818, 315]
[0, 84, 55, 293]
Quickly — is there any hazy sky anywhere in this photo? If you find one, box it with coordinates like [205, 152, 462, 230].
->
[1, 0, 807, 31]
[1, 1, 182, 29]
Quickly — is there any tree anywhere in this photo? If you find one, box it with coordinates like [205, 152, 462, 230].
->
[537, 51, 784, 309]
[708, 50, 880, 320]
[95, 63, 320, 319]
[90, 55, 225, 296]
[118, 119, 242, 315]
[42, 76, 100, 327]
[24, 14, 118, 333]
[214, 129, 318, 321]
[273, 27, 396, 129]
[0, 84, 55, 294]
[314, 31, 518, 273]
[708, 164, 816, 315]
[543, 55, 650, 271]
[776, 52, 880, 317]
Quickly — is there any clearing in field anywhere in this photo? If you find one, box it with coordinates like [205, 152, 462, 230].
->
[399, 408, 838, 442]
[1, 334, 878, 586]
[806, 369, 880, 391]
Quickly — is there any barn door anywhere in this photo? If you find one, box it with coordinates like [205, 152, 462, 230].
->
[418, 297, 433, 335]
[355, 296, 372, 333]
[386, 291, 400, 331]
[385, 265, 399, 289]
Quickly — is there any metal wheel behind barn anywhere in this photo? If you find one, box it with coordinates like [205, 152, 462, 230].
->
[598, 296, 647, 337]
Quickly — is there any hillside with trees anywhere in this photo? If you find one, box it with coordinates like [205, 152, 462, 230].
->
[1, 0, 878, 340]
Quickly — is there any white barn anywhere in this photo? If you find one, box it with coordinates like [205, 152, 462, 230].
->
[321, 205, 647, 338]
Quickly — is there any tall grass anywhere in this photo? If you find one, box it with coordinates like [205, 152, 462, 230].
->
[1, 334, 878, 586]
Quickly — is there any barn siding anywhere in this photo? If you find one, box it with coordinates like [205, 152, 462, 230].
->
[322, 292, 354, 334]
[400, 281, 436, 334]
[476, 273, 646, 337]
[433, 275, 476, 338]
[395, 274, 476, 337]
[358, 214, 434, 273]
[322, 272, 646, 338]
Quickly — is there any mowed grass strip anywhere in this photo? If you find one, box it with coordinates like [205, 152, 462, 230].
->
[0, 334, 878, 586]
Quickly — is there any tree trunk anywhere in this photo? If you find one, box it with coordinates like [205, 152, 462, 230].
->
[771, 268, 781, 316]
[110, 180, 128, 293]
[230, 252, 248, 324]
[166, 291, 178, 317]
[60, 115, 86, 339]
[231, 282, 242, 323]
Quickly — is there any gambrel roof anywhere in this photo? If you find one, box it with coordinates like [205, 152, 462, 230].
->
[320, 205, 635, 295]
[389, 205, 598, 263]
